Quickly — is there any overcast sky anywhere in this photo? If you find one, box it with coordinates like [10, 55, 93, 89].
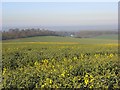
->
[2, 2, 118, 30]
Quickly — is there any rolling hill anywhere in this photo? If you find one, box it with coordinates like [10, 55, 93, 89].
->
[2, 34, 118, 44]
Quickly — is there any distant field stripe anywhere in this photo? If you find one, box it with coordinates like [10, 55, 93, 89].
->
[2, 42, 79, 44]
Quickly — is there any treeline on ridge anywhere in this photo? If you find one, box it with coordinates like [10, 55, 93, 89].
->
[2, 28, 118, 40]
[2, 28, 59, 40]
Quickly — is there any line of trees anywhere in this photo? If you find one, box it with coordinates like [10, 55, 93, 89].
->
[2, 28, 118, 40]
[2, 28, 59, 40]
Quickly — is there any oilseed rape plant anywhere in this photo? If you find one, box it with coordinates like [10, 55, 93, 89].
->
[2, 43, 120, 89]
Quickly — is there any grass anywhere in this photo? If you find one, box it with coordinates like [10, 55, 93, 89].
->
[2, 35, 118, 44]
[92, 34, 118, 40]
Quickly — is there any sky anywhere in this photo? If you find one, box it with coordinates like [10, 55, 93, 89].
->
[2, 2, 118, 31]
[1, 0, 119, 2]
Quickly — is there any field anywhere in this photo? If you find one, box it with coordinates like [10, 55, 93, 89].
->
[2, 35, 118, 44]
[92, 34, 118, 40]
[2, 35, 120, 89]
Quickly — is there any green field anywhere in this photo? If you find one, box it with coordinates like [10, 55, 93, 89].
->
[2, 35, 120, 89]
[92, 34, 118, 40]
[2, 34, 118, 44]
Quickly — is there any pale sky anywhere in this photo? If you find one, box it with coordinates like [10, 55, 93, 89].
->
[1, 1, 118, 30]
[1, 0, 119, 2]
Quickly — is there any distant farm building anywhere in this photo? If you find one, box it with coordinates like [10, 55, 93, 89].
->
[70, 34, 74, 37]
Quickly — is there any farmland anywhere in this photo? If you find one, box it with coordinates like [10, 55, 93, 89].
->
[2, 35, 120, 89]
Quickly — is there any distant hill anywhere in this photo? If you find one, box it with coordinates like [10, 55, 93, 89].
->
[2, 28, 118, 44]
[75, 31, 118, 38]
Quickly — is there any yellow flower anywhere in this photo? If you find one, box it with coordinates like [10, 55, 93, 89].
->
[52, 65, 54, 68]
[49, 79, 52, 84]
[61, 73, 65, 77]
[69, 65, 73, 70]
[84, 74, 94, 85]
[90, 85, 94, 88]
[61, 71, 65, 77]
[84, 79, 89, 85]
[42, 59, 48, 64]
[109, 54, 113, 58]
[46, 78, 52, 84]
[90, 75, 94, 82]
[3, 68, 7, 75]
[95, 54, 99, 58]
[41, 85, 45, 88]
[34, 61, 39, 66]
[74, 57, 77, 60]
[85, 74, 88, 78]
